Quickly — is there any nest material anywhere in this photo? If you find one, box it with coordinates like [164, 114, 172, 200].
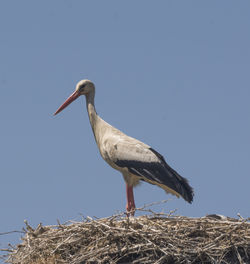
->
[5, 212, 250, 264]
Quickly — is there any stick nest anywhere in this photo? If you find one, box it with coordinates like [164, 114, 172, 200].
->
[4, 211, 250, 264]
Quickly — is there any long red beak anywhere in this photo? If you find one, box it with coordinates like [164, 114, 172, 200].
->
[54, 90, 80, 116]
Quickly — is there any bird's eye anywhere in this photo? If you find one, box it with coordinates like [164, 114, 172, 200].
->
[80, 84, 86, 92]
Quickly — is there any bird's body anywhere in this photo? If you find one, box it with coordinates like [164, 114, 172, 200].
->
[54, 80, 194, 215]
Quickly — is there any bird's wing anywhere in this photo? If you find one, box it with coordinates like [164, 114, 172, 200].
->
[103, 135, 193, 203]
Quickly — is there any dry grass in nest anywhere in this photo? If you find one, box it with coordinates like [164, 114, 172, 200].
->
[2, 205, 250, 264]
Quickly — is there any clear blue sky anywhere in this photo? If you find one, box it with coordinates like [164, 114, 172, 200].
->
[1, 0, 250, 256]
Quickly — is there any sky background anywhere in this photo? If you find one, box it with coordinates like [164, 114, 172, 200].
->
[0, 0, 250, 259]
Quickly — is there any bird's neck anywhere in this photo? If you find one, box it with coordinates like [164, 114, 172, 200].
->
[86, 91, 97, 126]
[85, 91, 102, 143]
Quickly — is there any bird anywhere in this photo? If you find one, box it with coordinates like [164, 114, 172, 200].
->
[54, 79, 194, 216]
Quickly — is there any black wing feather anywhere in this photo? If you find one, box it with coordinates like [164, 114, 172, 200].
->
[115, 147, 194, 203]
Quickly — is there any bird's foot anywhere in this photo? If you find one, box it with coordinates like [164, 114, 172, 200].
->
[126, 202, 135, 217]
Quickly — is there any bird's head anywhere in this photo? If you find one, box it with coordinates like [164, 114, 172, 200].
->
[75, 79, 95, 95]
[54, 79, 95, 116]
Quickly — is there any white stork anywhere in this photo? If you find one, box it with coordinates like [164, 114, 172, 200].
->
[54, 79, 194, 216]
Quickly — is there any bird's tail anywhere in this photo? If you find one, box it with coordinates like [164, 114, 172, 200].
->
[149, 148, 194, 203]
[163, 162, 194, 203]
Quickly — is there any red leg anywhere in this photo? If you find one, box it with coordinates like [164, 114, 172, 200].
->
[126, 184, 136, 216]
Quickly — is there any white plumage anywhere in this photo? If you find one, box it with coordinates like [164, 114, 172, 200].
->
[54, 79, 194, 216]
